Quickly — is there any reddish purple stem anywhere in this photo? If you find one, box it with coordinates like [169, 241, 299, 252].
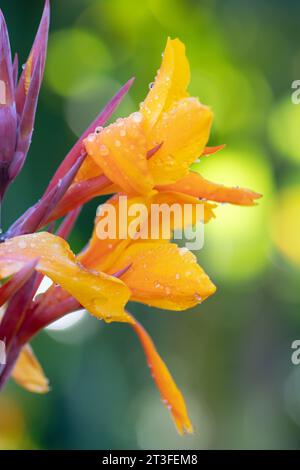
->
[45, 77, 134, 194]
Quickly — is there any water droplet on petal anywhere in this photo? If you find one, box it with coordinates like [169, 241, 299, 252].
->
[179, 247, 189, 256]
[194, 293, 203, 304]
[99, 144, 109, 156]
[131, 112, 143, 123]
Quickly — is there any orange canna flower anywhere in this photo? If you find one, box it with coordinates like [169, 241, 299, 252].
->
[80, 206, 216, 311]
[0, 1, 262, 438]
[78, 192, 216, 271]
[67, 38, 261, 433]
[72, 38, 261, 210]
[76, 211, 217, 433]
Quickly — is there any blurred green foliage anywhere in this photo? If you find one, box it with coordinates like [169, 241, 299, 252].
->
[1, 0, 300, 450]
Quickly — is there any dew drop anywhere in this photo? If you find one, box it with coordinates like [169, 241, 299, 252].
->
[131, 112, 143, 123]
[99, 144, 109, 156]
[194, 293, 203, 304]
[18, 240, 27, 249]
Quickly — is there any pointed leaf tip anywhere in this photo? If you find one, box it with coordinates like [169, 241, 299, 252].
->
[19, 55, 42, 139]
[16, 0, 50, 114]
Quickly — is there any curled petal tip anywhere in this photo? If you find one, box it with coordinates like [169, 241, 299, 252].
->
[201, 144, 226, 156]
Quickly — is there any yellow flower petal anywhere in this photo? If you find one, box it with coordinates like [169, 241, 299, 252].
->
[149, 98, 213, 185]
[79, 194, 152, 272]
[81, 40, 213, 196]
[141, 38, 190, 130]
[108, 242, 216, 310]
[79, 192, 215, 274]
[84, 114, 154, 196]
[158, 171, 262, 206]
[0, 232, 131, 323]
[152, 191, 216, 231]
[12, 344, 49, 394]
[129, 314, 193, 434]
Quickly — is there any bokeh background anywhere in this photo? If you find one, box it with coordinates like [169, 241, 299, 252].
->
[1, 0, 300, 450]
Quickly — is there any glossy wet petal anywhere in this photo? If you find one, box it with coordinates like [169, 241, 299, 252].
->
[84, 113, 154, 196]
[78, 194, 151, 272]
[108, 242, 216, 310]
[149, 98, 213, 185]
[0, 232, 131, 323]
[141, 38, 190, 130]
[158, 171, 262, 206]
[152, 191, 216, 230]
